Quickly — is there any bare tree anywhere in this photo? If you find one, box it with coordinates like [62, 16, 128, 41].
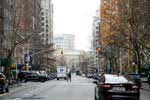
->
[4, 0, 35, 77]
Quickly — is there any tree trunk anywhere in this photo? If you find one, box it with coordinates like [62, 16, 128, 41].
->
[136, 50, 141, 75]
[109, 58, 113, 73]
[4, 55, 13, 78]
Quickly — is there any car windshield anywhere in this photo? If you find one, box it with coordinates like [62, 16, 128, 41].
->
[105, 75, 134, 84]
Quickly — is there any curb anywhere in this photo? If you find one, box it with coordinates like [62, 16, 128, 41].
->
[9, 83, 22, 88]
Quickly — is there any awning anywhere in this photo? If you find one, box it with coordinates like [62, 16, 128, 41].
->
[30, 64, 41, 70]
[17, 64, 24, 69]
[16, 64, 41, 70]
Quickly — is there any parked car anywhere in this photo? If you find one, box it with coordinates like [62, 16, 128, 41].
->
[125, 73, 141, 88]
[0, 72, 9, 93]
[25, 72, 39, 82]
[18, 71, 29, 83]
[50, 73, 57, 79]
[87, 73, 94, 78]
[18, 71, 47, 82]
[94, 74, 140, 100]
[36, 72, 48, 82]
[76, 70, 81, 76]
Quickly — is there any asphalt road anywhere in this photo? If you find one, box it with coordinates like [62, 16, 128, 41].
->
[0, 74, 150, 100]
[0, 74, 95, 100]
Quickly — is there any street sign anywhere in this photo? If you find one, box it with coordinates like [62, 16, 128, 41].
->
[11, 63, 16, 69]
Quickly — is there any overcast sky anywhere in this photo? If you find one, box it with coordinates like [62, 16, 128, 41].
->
[52, 0, 100, 51]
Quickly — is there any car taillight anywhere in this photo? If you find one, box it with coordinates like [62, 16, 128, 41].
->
[0, 78, 4, 80]
[129, 85, 139, 91]
[131, 85, 139, 89]
[102, 84, 112, 89]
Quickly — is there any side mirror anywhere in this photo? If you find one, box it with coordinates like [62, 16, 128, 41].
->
[93, 81, 98, 84]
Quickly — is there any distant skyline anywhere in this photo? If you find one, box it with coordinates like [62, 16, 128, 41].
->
[52, 0, 100, 51]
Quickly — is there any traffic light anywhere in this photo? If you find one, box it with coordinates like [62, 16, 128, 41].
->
[96, 47, 102, 54]
[61, 50, 64, 55]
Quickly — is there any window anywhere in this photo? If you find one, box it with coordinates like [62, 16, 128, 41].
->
[46, 38, 48, 42]
[0, 0, 3, 5]
[41, 23, 44, 26]
[41, 12, 44, 15]
[41, 28, 44, 31]
[0, 8, 3, 17]
[41, 17, 44, 20]
[41, 39, 44, 42]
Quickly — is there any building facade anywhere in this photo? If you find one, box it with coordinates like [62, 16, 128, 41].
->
[2, 0, 12, 57]
[40, 0, 53, 45]
[0, 0, 13, 72]
[0, 0, 12, 57]
[13, 0, 42, 65]
[0, 0, 4, 59]
[54, 34, 75, 51]
[92, 9, 101, 72]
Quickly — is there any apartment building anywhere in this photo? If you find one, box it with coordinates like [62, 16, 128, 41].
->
[92, 9, 101, 71]
[40, 0, 53, 45]
[13, 0, 42, 65]
[54, 34, 75, 51]
[0, 0, 4, 58]
[0, 0, 12, 57]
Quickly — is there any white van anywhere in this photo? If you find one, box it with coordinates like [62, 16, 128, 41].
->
[57, 66, 67, 80]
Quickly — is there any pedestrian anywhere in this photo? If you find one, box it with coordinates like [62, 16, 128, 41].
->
[67, 71, 71, 82]
[99, 72, 105, 83]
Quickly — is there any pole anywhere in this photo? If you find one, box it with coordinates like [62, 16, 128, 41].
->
[30, 49, 54, 56]
[98, 54, 100, 80]
[119, 49, 123, 74]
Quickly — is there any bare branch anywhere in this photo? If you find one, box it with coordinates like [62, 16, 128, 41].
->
[15, 34, 33, 45]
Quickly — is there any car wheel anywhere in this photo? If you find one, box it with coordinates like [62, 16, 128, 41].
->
[41, 78, 45, 82]
[22, 79, 27, 83]
[95, 93, 97, 100]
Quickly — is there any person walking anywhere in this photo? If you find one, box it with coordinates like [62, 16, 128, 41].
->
[99, 72, 105, 83]
[67, 71, 71, 82]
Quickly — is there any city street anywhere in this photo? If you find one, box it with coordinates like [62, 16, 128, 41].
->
[0, 74, 150, 100]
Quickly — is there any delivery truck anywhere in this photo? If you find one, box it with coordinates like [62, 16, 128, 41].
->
[57, 66, 67, 80]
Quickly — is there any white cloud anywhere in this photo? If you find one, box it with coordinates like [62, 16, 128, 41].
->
[52, 0, 100, 50]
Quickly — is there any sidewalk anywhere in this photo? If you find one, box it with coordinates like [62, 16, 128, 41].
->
[141, 82, 150, 91]
[9, 82, 22, 88]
